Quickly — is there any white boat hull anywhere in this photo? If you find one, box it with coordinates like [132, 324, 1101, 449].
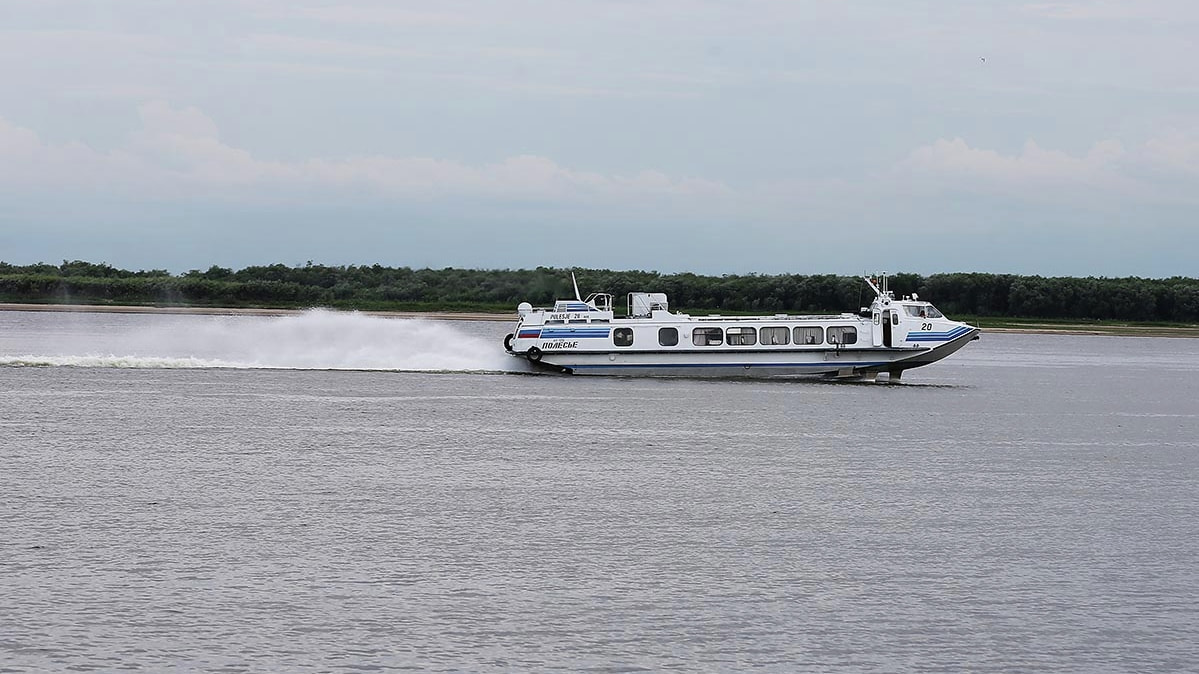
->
[529, 328, 979, 378]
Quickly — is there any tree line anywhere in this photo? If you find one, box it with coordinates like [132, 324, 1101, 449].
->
[1, 260, 1197, 323]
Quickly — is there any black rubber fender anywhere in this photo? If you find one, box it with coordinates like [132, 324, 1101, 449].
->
[526, 346, 543, 362]
[503, 333, 514, 352]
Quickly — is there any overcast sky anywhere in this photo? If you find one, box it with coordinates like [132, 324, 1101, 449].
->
[2, 0, 1197, 276]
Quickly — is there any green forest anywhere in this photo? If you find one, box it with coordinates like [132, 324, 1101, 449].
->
[2, 260, 1198, 323]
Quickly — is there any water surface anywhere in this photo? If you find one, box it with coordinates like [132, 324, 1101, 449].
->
[2, 310, 1197, 672]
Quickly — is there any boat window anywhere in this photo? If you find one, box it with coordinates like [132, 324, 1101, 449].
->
[827, 326, 857, 345]
[793, 326, 823, 345]
[726, 327, 757, 346]
[891, 312, 899, 326]
[904, 304, 942, 319]
[692, 327, 723, 346]
[760, 327, 789, 345]
[614, 328, 634, 347]
[658, 327, 679, 346]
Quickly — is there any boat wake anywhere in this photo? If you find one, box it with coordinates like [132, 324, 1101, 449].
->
[0, 355, 246, 369]
[0, 309, 526, 373]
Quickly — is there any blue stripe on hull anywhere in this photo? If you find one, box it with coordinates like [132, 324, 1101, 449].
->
[538, 330, 612, 339]
[907, 325, 972, 342]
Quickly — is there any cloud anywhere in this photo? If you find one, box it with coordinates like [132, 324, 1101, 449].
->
[287, 6, 473, 27]
[232, 30, 691, 98]
[1140, 131, 1199, 176]
[138, 100, 220, 139]
[0, 28, 169, 53]
[905, 137, 1123, 183]
[5, 99, 1198, 226]
[0, 116, 149, 193]
[1021, 1, 1194, 22]
[239, 34, 420, 60]
[0, 117, 41, 155]
[0, 102, 732, 205]
[898, 132, 1199, 207]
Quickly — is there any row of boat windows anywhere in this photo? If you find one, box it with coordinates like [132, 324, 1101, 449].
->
[612, 326, 859, 347]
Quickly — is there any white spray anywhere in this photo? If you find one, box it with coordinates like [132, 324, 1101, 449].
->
[0, 309, 523, 372]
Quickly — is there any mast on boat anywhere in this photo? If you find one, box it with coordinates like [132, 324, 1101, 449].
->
[863, 272, 891, 300]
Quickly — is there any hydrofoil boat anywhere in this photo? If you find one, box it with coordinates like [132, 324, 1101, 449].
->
[503, 274, 979, 379]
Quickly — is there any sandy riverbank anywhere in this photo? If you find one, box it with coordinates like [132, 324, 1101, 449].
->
[3, 303, 1198, 337]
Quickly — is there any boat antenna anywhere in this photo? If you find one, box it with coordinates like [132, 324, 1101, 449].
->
[863, 273, 884, 298]
[571, 271, 582, 301]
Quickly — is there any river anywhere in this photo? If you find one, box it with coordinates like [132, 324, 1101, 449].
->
[2, 309, 1197, 672]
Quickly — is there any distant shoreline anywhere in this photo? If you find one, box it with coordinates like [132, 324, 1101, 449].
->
[0, 303, 512, 322]
[978, 325, 1199, 338]
[2, 302, 1197, 338]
